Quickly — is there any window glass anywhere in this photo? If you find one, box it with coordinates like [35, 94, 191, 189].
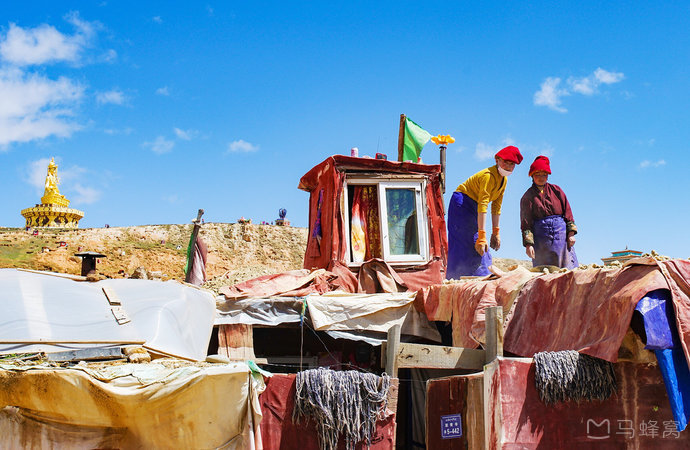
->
[385, 188, 419, 256]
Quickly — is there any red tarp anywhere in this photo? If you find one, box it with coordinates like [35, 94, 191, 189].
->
[299, 155, 448, 290]
[415, 259, 690, 364]
[259, 374, 395, 450]
[485, 358, 690, 448]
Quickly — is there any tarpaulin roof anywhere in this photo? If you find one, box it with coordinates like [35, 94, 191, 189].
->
[298, 155, 448, 289]
[0, 361, 263, 448]
[0, 269, 215, 361]
[416, 258, 690, 364]
[215, 291, 441, 345]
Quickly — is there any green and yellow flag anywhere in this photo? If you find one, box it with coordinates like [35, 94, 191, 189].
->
[402, 117, 431, 162]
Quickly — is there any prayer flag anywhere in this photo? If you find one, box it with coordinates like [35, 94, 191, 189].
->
[402, 118, 431, 162]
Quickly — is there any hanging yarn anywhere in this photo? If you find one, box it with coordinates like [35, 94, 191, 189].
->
[534, 350, 617, 405]
[293, 368, 391, 450]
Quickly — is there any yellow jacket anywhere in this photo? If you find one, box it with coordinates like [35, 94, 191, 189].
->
[456, 165, 506, 215]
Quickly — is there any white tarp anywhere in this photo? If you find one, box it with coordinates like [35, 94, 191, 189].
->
[0, 361, 264, 449]
[306, 291, 417, 332]
[0, 269, 215, 361]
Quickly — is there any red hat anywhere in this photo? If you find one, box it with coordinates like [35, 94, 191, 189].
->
[495, 146, 523, 164]
[529, 155, 551, 176]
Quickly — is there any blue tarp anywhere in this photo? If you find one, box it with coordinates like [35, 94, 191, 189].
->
[634, 289, 690, 431]
[531, 215, 578, 269]
[446, 192, 491, 278]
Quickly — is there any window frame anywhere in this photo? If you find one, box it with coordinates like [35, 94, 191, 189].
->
[343, 175, 429, 267]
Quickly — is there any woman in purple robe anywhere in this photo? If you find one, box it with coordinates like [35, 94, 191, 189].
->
[520, 156, 578, 269]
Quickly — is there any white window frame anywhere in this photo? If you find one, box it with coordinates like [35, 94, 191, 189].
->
[343, 176, 429, 266]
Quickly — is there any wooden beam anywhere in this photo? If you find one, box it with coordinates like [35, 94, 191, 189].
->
[385, 324, 401, 377]
[485, 306, 504, 363]
[397, 114, 406, 162]
[440, 145, 446, 193]
[396, 342, 486, 371]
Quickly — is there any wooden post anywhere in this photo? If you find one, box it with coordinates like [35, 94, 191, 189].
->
[485, 306, 504, 363]
[184, 209, 205, 283]
[385, 324, 401, 377]
[440, 145, 447, 193]
[397, 114, 406, 162]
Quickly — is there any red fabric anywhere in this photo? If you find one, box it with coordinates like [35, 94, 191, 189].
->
[520, 182, 575, 234]
[494, 146, 523, 164]
[218, 269, 336, 301]
[415, 268, 536, 347]
[485, 358, 690, 448]
[299, 155, 447, 282]
[504, 262, 669, 362]
[528, 155, 551, 176]
[260, 374, 396, 450]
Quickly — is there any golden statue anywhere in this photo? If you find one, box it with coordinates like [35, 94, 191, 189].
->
[21, 157, 84, 228]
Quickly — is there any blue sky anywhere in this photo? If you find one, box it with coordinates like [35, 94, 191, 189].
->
[0, 2, 687, 264]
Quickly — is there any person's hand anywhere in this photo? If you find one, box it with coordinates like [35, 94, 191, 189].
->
[526, 245, 535, 259]
[475, 230, 488, 255]
[567, 232, 576, 249]
[490, 227, 501, 251]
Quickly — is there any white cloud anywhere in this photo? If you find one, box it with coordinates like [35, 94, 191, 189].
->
[174, 127, 197, 140]
[104, 127, 133, 135]
[533, 77, 569, 113]
[639, 159, 666, 169]
[539, 145, 555, 157]
[152, 16, 163, 24]
[206, 5, 215, 15]
[144, 136, 174, 154]
[96, 89, 126, 105]
[72, 183, 101, 204]
[156, 86, 169, 96]
[26, 158, 53, 190]
[0, 67, 83, 146]
[102, 48, 117, 62]
[474, 142, 495, 160]
[227, 139, 259, 153]
[594, 68, 625, 84]
[535, 68, 625, 112]
[0, 12, 96, 66]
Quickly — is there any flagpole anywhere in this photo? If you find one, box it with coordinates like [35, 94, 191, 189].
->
[397, 114, 406, 162]
[184, 208, 205, 283]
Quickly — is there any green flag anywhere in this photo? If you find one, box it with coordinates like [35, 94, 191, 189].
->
[402, 117, 431, 162]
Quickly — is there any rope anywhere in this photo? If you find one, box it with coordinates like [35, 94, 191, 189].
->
[534, 350, 617, 405]
[293, 367, 391, 450]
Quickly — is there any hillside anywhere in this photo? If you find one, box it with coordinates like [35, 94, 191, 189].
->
[0, 223, 528, 293]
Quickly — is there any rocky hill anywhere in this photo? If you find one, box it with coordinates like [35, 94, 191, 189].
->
[0, 223, 528, 293]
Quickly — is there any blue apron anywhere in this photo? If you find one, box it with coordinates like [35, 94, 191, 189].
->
[532, 215, 578, 269]
[447, 192, 492, 278]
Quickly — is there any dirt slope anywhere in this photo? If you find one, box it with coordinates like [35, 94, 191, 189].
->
[0, 223, 528, 292]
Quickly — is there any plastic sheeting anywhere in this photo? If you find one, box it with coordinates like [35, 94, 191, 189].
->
[0, 361, 264, 449]
[0, 269, 216, 361]
[215, 291, 441, 344]
[632, 289, 690, 431]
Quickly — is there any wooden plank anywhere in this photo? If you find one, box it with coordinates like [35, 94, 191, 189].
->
[102, 287, 121, 305]
[217, 323, 256, 360]
[396, 343, 486, 371]
[385, 324, 401, 377]
[485, 306, 503, 363]
[46, 347, 123, 362]
[387, 378, 399, 448]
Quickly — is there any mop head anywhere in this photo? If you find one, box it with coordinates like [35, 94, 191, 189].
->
[534, 350, 617, 404]
[293, 368, 391, 450]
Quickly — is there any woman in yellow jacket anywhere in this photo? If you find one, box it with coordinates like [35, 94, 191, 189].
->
[447, 146, 523, 278]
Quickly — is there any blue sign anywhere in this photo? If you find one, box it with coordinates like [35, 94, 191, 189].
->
[441, 414, 462, 439]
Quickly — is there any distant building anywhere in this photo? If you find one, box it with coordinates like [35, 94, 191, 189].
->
[601, 248, 644, 265]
